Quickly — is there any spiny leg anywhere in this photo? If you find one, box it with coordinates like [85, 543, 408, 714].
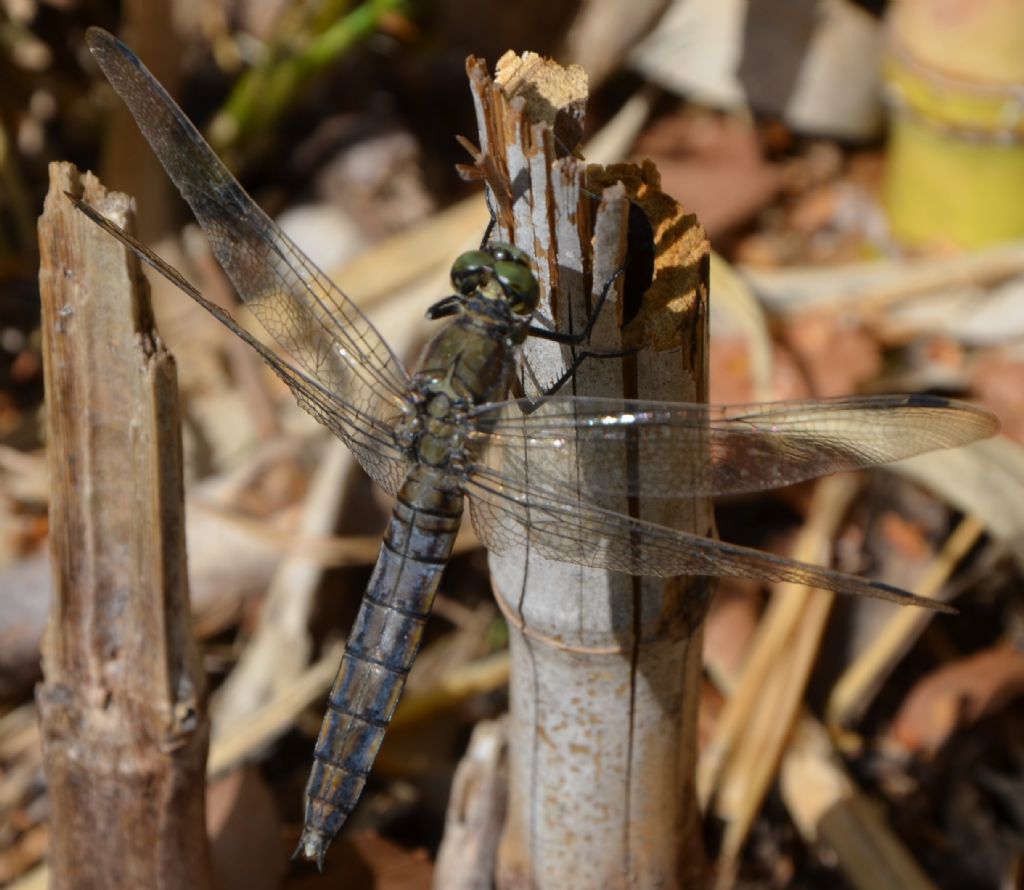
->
[518, 265, 636, 409]
[478, 212, 496, 250]
[526, 265, 625, 348]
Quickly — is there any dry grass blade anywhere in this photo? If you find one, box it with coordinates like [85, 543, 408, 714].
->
[779, 719, 940, 890]
[212, 439, 354, 732]
[741, 239, 1024, 316]
[892, 437, 1024, 568]
[208, 641, 345, 777]
[703, 475, 860, 888]
[826, 514, 987, 727]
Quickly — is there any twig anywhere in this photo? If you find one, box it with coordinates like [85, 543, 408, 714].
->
[433, 719, 509, 890]
[37, 163, 211, 889]
[701, 475, 941, 890]
[779, 720, 940, 890]
[741, 239, 1024, 317]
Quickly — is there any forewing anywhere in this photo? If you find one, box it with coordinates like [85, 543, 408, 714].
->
[469, 394, 998, 499]
[85, 28, 412, 490]
[69, 199, 412, 495]
[465, 467, 954, 612]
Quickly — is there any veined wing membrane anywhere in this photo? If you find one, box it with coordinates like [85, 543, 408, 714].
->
[84, 28, 411, 483]
[469, 394, 999, 500]
[465, 466, 955, 612]
[69, 195, 412, 496]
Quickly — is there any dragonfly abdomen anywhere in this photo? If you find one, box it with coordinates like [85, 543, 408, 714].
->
[296, 466, 463, 868]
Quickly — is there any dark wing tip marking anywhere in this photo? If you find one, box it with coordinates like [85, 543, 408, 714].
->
[869, 580, 958, 614]
[904, 393, 951, 409]
[903, 393, 1000, 436]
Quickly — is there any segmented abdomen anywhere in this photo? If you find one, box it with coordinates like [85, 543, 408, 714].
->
[296, 467, 462, 866]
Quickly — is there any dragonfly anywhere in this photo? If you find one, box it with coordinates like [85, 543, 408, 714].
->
[76, 27, 998, 869]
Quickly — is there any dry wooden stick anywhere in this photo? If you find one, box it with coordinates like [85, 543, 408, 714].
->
[701, 475, 942, 890]
[741, 238, 1024, 316]
[37, 163, 211, 890]
[826, 513, 986, 728]
[703, 675, 942, 890]
[779, 719, 940, 890]
[433, 718, 509, 890]
[463, 52, 710, 889]
[707, 475, 860, 888]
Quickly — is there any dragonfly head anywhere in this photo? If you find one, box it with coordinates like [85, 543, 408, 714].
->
[448, 242, 540, 316]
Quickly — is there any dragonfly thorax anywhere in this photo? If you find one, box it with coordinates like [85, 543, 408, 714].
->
[394, 388, 471, 470]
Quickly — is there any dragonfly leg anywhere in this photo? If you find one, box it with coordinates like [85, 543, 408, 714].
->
[478, 212, 496, 250]
[511, 341, 638, 415]
[526, 264, 626, 347]
[537, 346, 637, 401]
[515, 264, 638, 411]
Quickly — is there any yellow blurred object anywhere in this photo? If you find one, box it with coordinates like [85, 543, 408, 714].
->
[883, 0, 1024, 248]
[889, 0, 1024, 83]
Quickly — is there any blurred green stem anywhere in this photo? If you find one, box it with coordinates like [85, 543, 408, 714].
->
[0, 118, 35, 256]
[209, 0, 411, 159]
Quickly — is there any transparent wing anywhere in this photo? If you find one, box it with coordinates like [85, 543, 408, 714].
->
[468, 394, 998, 499]
[85, 28, 412, 491]
[464, 467, 955, 612]
[69, 197, 412, 495]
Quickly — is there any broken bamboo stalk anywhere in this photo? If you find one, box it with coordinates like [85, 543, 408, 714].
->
[464, 53, 711, 889]
[37, 163, 211, 890]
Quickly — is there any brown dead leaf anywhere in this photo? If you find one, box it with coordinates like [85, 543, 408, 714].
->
[971, 352, 1024, 445]
[207, 768, 286, 890]
[781, 311, 882, 397]
[876, 512, 931, 563]
[788, 184, 842, 236]
[633, 111, 783, 239]
[703, 577, 762, 680]
[709, 337, 810, 405]
[698, 678, 726, 757]
[888, 647, 1024, 756]
[709, 337, 759, 404]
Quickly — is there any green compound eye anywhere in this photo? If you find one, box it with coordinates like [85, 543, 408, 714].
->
[450, 243, 539, 312]
[450, 250, 493, 296]
[493, 259, 539, 314]
[488, 242, 530, 268]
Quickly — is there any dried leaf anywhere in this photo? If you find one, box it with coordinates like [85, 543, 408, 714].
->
[888, 647, 1024, 756]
